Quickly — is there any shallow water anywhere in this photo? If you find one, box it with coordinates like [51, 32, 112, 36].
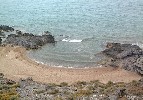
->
[0, 0, 143, 67]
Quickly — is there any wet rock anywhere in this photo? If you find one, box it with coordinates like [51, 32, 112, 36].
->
[16, 30, 22, 36]
[102, 43, 143, 75]
[0, 25, 14, 32]
[0, 31, 5, 37]
[44, 31, 51, 34]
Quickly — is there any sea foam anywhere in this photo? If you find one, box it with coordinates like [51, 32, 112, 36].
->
[62, 39, 82, 43]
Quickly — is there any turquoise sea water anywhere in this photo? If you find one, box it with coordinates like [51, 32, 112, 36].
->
[0, 0, 143, 67]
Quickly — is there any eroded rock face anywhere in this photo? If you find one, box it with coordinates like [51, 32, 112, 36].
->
[102, 43, 143, 75]
[4, 32, 55, 49]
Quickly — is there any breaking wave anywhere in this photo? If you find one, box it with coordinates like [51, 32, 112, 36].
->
[62, 39, 82, 43]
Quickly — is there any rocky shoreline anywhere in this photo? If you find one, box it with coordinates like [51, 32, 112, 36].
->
[0, 25, 55, 49]
[0, 25, 143, 75]
[102, 43, 143, 76]
[0, 25, 143, 99]
[0, 25, 143, 76]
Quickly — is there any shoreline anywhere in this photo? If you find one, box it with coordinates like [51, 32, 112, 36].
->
[27, 56, 103, 69]
[0, 45, 142, 84]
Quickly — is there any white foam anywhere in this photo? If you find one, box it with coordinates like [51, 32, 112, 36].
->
[132, 42, 143, 49]
[62, 39, 82, 43]
[69, 39, 82, 42]
[62, 39, 69, 42]
[33, 59, 44, 64]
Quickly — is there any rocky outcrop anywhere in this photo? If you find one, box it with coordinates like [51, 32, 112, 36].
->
[0, 25, 14, 38]
[1, 73, 143, 100]
[4, 32, 55, 49]
[14, 77, 143, 100]
[102, 43, 143, 75]
[0, 25, 14, 32]
[0, 25, 55, 49]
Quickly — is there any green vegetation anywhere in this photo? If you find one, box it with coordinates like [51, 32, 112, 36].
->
[74, 89, 92, 97]
[0, 89, 19, 100]
[59, 82, 68, 87]
[0, 84, 19, 100]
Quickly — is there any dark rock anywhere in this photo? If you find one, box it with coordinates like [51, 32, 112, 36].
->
[0, 73, 4, 78]
[16, 30, 23, 36]
[0, 31, 5, 37]
[44, 31, 51, 34]
[4, 32, 55, 49]
[23, 33, 34, 36]
[102, 43, 142, 59]
[139, 78, 143, 85]
[108, 88, 126, 100]
[0, 37, 2, 44]
[117, 88, 126, 98]
[26, 77, 33, 81]
[6, 79, 16, 85]
[0, 25, 14, 32]
[102, 43, 143, 75]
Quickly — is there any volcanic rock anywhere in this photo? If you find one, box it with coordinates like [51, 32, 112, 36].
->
[4, 32, 55, 49]
[102, 43, 143, 75]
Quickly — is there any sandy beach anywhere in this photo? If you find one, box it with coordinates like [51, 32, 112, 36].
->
[0, 45, 142, 84]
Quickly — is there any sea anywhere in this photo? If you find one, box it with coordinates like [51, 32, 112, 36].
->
[0, 0, 143, 68]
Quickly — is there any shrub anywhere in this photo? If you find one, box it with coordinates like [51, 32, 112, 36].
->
[128, 86, 143, 96]
[48, 89, 59, 94]
[59, 82, 68, 87]
[106, 81, 114, 87]
[74, 89, 92, 97]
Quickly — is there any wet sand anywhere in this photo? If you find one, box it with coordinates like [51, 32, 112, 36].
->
[0, 45, 142, 84]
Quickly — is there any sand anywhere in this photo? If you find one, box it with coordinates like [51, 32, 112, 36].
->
[0, 45, 142, 84]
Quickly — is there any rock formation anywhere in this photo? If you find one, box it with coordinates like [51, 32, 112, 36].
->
[0, 25, 14, 38]
[102, 43, 143, 75]
[4, 32, 55, 49]
[0, 25, 55, 49]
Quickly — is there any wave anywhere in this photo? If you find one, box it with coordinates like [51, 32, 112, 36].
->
[62, 39, 82, 42]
